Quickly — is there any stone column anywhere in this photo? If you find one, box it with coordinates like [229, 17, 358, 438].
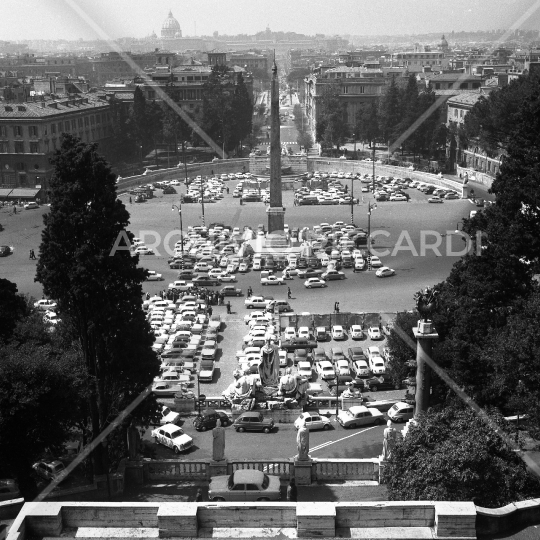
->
[267, 58, 285, 235]
[413, 323, 439, 418]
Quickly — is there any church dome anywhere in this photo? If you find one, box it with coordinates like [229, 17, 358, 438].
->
[161, 11, 181, 39]
[440, 34, 449, 49]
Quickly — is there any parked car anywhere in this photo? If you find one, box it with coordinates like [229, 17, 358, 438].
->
[368, 327, 382, 340]
[24, 202, 39, 210]
[261, 275, 285, 286]
[0, 245, 14, 257]
[376, 267, 396, 278]
[294, 412, 331, 431]
[350, 325, 364, 340]
[388, 402, 415, 423]
[304, 277, 327, 288]
[220, 286, 242, 297]
[32, 460, 67, 482]
[234, 411, 274, 433]
[159, 405, 180, 425]
[337, 406, 385, 429]
[34, 299, 57, 311]
[151, 424, 193, 453]
[332, 325, 346, 340]
[361, 374, 399, 392]
[280, 337, 317, 351]
[316, 360, 335, 380]
[209, 470, 281, 501]
[193, 409, 231, 431]
[321, 270, 345, 281]
[146, 270, 164, 281]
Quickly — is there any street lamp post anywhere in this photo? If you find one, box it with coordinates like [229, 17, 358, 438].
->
[367, 202, 377, 269]
[172, 203, 184, 270]
[372, 144, 376, 193]
[200, 179, 206, 227]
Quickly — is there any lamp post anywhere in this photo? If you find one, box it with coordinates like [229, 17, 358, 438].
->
[367, 202, 377, 269]
[372, 144, 376, 193]
[200, 180, 206, 228]
[172, 203, 184, 270]
[335, 363, 340, 422]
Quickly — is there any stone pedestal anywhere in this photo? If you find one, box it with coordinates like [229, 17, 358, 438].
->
[208, 460, 228, 478]
[294, 459, 313, 485]
[158, 502, 198, 538]
[125, 460, 144, 486]
[378, 458, 388, 484]
[297, 502, 335, 537]
[266, 206, 285, 235]
[461, 184, 470, 199]
[413, 326, 439, 418]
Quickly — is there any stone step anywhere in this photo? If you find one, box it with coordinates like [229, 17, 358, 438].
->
[199, 527, 298, 538]
[75, 527, 159, 539]
[337, 527, 435, 539]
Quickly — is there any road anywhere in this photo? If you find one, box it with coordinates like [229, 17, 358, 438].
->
[143, 416, 385, 462]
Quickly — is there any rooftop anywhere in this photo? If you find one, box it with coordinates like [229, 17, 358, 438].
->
[447, 92, 483, 106]
[0, 95, 108, 118]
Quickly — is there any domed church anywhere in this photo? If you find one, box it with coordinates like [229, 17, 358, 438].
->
[161, 10, 181, 39]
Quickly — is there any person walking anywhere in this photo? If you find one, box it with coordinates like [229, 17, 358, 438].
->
[208, 306, 213, 318]
[287, 287, 292, 300]
[286, 478, 297, 502]
[129, 196, 132, 204]
[226, 301, 231, 314]
[226, 186, 230, 194]
[335, 302, 340, 314]
[195, 488, 203, 502]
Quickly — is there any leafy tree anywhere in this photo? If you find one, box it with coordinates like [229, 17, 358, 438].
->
[379, 77, 402, 144]
[383, 407, 540, 507]
[127, 86, 150, 159]
[0, 278, 27, 342]
[286, 67, 311, 86]
[355, 100, 380, 147]
[146, 101, 163, 167]
[385, 311, 418, 388]
[232, 72, 253, 149]
[396, 75, 419, 153]
[297, 131, 313, 151]
[35, 135, 159, 475]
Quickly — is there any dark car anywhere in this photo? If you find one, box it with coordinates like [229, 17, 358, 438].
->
[192, 276, 219, 286]
[176, 269, 195, 280]
[297, 269, 323, 279]
[193, 409, 231, 431]
[169, 260, 195, 270]
[313, 348, 327, 364]
[163, 186, 177, 194]
[181, 194, 197, 203]
[234, 411, 274, 433]
[374, 193, 388, 202]
[293, 348, 311, 365]
[242, 194, 261, 202]
[280, 338, 317, 351]
[361, 374, 401, 392]
[220, 286, 242, 297]
[297, 258, 308, 269]
[306, 257, 322, 268]
[0, 246, 13, 257]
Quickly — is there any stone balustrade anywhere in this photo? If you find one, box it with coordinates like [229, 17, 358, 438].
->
[228, 459, 292, 480]
[143, 459, 208, 482]
[313, 459, 379, 482]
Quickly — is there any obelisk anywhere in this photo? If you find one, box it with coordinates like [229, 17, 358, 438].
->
[267, 57, 285, 236]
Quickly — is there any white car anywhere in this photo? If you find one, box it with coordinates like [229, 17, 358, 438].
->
[34, 299, 57, 311]
[376, 267, 396, 278]
[151, 424, 193, 453]
[350, 325, 364, 340]
[353, 359, 370, 377]
[336, 359, 351, 376]
[367, 346, 381, 359]
[297, 361, 313, 380]
[304, 277, 327, 288]
[208, 269, 223, 278]
[369, 255, 383, 268]
[160, 405, 180, 425]
[283, 327, 296, 340]
[389, 194, 407, 202]
[294, 412, 331, 431]
[146, 271, 163, 281]
[43, 311, 61, 325]
[332, 325, 345, 340]
[134, 246, 154, 255]
[261, 275, 284, 286]
[244, 310, 271, 324]
[238, 262, 249, 273]
[279, 349, 288, 367]
[243, 329, 269, 344]
[297, 326, 310, 339]
[24, 202, 39, 210]
[316, 360, 335, 380]
[218, 273, 237, 282]
[368, 327, 382, 340]
[369, 356, 386, 374]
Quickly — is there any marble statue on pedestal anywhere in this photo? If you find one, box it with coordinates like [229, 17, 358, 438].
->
[296, 424, 310, 461]
[259, 337, 280, 387]
[381, 420, 399, 461]
[212, 419, 226, 462]
[127, 419, 141, 460]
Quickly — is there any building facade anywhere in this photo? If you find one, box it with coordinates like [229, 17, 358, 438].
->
[0, 94, 112, 191]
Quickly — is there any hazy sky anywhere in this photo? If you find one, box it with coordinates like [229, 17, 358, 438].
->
[1, 0, 538, 41]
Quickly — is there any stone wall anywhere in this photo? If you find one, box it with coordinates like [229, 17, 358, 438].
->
[8, 500, 479, 540]
[457, 165, 494, 189]
[249, 155, 308, 176]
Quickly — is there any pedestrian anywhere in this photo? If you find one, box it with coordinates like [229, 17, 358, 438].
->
[336, 302, 340, 314]
[129, 196, 132, 204]
[29, 249, 33, 260]
[208, 306, 213, 317]
[226, 187, 230, 194]
[286, 478, 297, 502]
[195, 488, 203, 502]
[287, 287, 292, 299]
[226, 301, 231, 314]
[145, 292, 150, 300]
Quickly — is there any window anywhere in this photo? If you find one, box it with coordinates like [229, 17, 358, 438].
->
[343, 86, 348, 94]
[148, 90, 156, 99]
[51, 123, 57, 134]
[14, 141, 24, 153]
[72, 120, 76, 130]
[90, 115, 95, 125]
[435, 83, 440, 89]
[96, 114, 101, 124]
[0, 142, 8, 153]
[84, 117, 89, 127]
[0, 126, 6, 137]
[30, 142, 39, 153]
[460, 110, 464, 118]
[78, 118, 83, 128]
[453, 109, 458, 118]
[13, 125, 22, 137]
[359, 86, 365, 94]
[28, 125, 38, 137]
[16, 162, 25, 171]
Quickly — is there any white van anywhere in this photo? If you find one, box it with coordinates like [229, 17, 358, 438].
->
[388, 402, 415, 423]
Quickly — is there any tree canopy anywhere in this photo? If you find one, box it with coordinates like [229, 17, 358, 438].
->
[383, 407, 540, 507]
[36, 135, 159, 475]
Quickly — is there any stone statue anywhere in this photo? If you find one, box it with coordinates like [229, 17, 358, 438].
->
[259, 337, 280, 387]
[212, 419, 226, 462]
[296, 424, 310, 461]
[127, 419, 141, 460]
[381, 420, 399, 461]
[279, 368, 298, 397]
[414, 286, 439, 321]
